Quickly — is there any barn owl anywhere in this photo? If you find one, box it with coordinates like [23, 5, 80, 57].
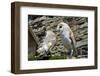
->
[57, 22, 77, 58]
[36, 30, 56, 58]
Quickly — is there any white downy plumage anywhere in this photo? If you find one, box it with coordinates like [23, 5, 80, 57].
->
[36, 30, 56, 56]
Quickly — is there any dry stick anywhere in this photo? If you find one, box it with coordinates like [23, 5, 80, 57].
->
[28, 26, 40, 46]
[29, 16, 47, 25]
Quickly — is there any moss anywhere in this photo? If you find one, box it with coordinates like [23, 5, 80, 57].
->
[28, 51, 67, 60]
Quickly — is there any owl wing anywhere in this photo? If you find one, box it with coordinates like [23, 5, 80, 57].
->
[69, 29, 77, 56]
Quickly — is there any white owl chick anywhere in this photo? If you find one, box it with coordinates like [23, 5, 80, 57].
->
[57, 22, 77, 58]
[36, 30, 56, 58]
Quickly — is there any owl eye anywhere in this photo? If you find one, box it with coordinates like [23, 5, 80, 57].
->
[59, 26, 62, 28]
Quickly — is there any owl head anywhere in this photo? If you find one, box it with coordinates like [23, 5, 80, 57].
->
[57, 22, 69, 32]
